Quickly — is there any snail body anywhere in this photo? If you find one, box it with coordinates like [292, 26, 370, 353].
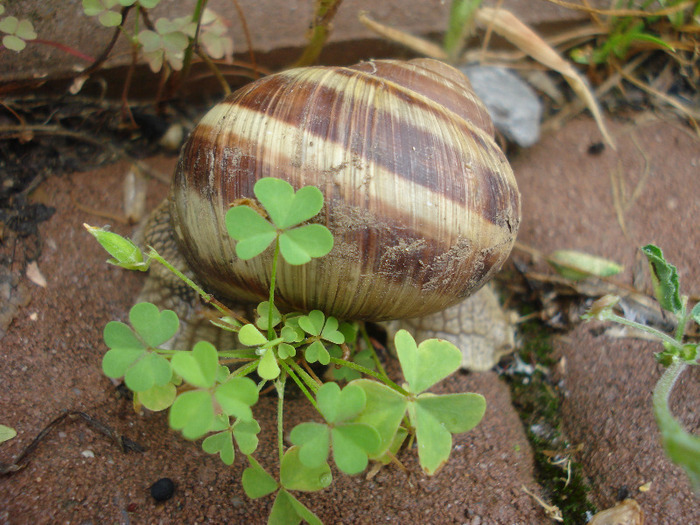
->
[169, 58, 520, 321]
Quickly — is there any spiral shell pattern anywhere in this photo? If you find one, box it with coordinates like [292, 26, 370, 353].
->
[171, 58, 520, 320]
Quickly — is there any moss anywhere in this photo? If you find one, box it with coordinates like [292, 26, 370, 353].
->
[504, 320, 597, 524]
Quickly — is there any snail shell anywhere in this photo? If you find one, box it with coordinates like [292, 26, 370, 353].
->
[171, 58, 520, 321]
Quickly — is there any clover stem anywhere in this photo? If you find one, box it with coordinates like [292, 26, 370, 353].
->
[267, 237, 281, 340]
[275, 374, 287, 461]
[599, 310, 683, 349]
[287, 359, 321, 393]
[231, 359, 262, 379]
[328, 357, 410, 396]
[360, 324, 389, 378]
[146, 247, 247, 324]
[280, 360, 318, 409]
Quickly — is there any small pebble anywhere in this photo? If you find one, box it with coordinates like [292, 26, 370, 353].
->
[150, 477, 175, 502]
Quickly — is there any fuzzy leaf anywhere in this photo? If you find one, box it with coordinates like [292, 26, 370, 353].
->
[642, 244, 682, 314]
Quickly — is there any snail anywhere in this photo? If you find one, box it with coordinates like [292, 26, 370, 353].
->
[138, 58, 520, 360]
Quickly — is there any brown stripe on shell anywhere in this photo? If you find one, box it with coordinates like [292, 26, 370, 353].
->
[200, 66, 518, 227]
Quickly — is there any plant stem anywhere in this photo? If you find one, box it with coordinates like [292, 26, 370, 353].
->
[275, 374, 287, 461]
[360, 324, 388, 378]
[231, 359, 261, 378]
[147, 247, 247, 324]
[328, 357, 409, 396]
[267, 237, 280, 340]
[602, 311, 682, 349]
[287, 358, 321, 393]
[280, 360, 317, 409]
[292, 0, 344, 66]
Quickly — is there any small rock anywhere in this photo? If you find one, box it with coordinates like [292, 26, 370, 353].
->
[150, 477, 175, 502]
[460, 65, 542, 147]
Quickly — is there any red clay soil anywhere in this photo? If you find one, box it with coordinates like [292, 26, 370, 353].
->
[1, 113, 698, 524]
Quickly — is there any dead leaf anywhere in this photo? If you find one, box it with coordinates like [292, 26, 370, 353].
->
[26, 261, 47, 288]
[588, 499, 644, 525]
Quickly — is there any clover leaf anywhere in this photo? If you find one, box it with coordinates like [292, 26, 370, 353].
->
[202, 415, 261, 465]
[102, 302, 176, 392]
[215, 376, 259, 421]
[169, 390, 214, 440]
[237, 323, 281, 379]
[290, 383, 380, 475]
[225, 178, 333, 265]
[137, 383, 177, 411]
[137, 16, 196, 72]
[171, 341, 218, 388]
[394, 329, 486, 474]
[0, 15, 37, 52]
[298, 310, 344, 365]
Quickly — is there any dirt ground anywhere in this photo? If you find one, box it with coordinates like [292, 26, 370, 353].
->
[0, 112, 698, 524]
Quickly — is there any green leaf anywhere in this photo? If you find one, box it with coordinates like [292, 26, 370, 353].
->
[255, 301, 282, 330]
[691, 303, 700, 326]
[280, 446, 332, 492]
[258, 349, 280, 380]
[331, 423, 381, 475]
[660, 421, 700, 492]
[202, 430, 235, 465]
[102, 346, 143, 379]
[98, 9, 122, 27]
[128, 302, 179, 347]
[252, 178, 296, 228]
[416, 393, 486, 433]
[409, 392, 486, 475]
[233, 419, 261, 455]
[269, 489, 323, 525]
[278, 184, 324, 229]
[2, 34, 26, 52]
[395, 330, 462, 394]
[316, 382, 365, 424]
[279, 224, 333, 265]
[225, 205, 277, 260]
[277, 343, 296, 359]
[321, 316, 344, 345]
[289, 421, 330, 469]
[171, 341, 218, 388]
[124, 352, 172, 392]
[304, 340, 330, 365]
[548, 250, 623, 281]
[642, 244, 682, 314]
[238, 323, 268, 346]
[242, 456, 278, 498]
[298, 310, 324, 336]
[169, 390, 214, 440]
[137, 383, 176, 411]
[215, 376, 259, 421]
[350, 379, 408, 458]
[0, 425, 17, 444]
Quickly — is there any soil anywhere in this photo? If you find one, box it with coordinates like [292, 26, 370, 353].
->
[0, 112, 698, 524]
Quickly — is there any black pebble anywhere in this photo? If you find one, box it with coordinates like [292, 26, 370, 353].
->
[150, 478, 175, 502]
[587, 141, 605, 155]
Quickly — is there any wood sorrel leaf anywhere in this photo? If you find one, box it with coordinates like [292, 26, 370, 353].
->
[255, 301, 281, 330]
[298, 310, 324, 336]
[279, 224, 333, 265]
[304, 340, 330, 365]
[258, 348, 280, 380]
[331, 423, 381, 475]
[171, 341, 218, 389]
[225, 205, 277, 260]
[280, 446, 332, 492]
[137, 383, 176, 412]
[129, 302, 179, 348]
[317, 382, 365, 424]
[253, 178, 324, 229]
[202, 430, 235, 465]
[289, 422, 330, 469]
[233, 419, 261, 455]
[169, 390, 214, 440]
[642, 244, 682, 314]
[215, 376, 259, 421]
[270, 489, 323, 525]
[238, 323, 268, 346]
[395, 330, 462, 394]
[242, 456, 278, 499]
[350, 379, 408, 457]
[124, 352, 172, 392]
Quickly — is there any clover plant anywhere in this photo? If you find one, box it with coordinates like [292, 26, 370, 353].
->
[87, 177, 486, 523]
